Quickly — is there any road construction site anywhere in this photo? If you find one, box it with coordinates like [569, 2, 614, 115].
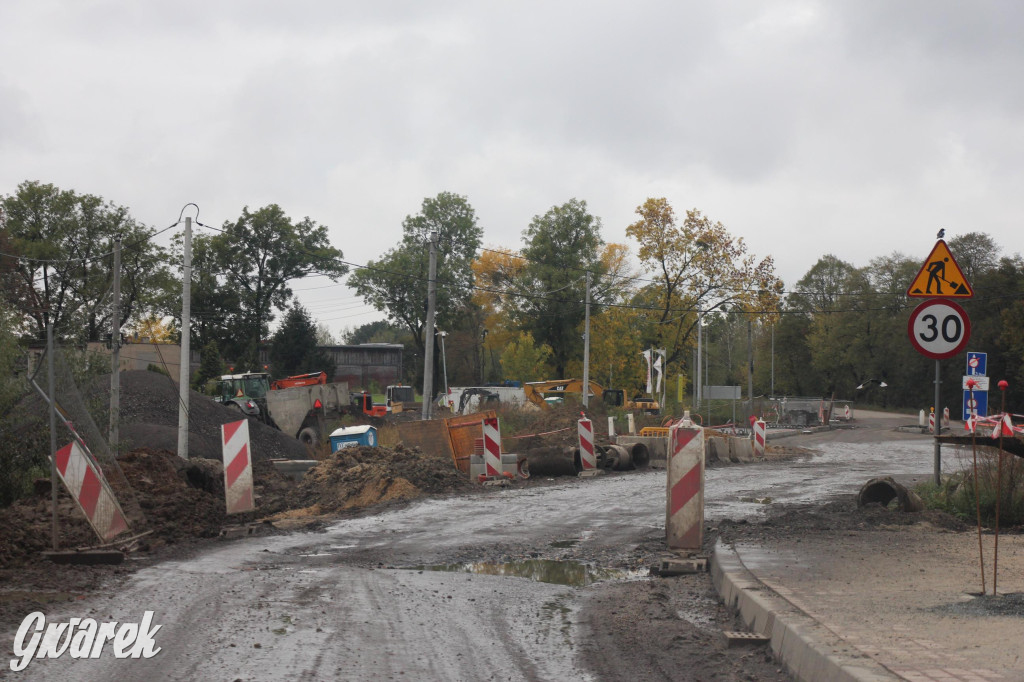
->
[2, 367, 1023, 681]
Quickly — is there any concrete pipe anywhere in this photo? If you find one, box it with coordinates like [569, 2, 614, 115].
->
[857, 476, 925, 512]
[523, 446, 580, 477]
[604, 443, 651, 470]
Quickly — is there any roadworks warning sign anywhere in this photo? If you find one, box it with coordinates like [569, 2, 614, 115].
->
[907, 239, 973, 298]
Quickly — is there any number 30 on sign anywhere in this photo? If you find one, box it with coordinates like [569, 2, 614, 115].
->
[907, 299, 971, 360]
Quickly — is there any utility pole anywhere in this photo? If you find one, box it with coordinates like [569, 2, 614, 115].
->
[582, 271, 592, 407]
[177, 216, 192, 459]
[421, 231, 438, 420]
[47, 320, 58, 550]
[109, 236, 121, 453]
[747, 317, 754, 421]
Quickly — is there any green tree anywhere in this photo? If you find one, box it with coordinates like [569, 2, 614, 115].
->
[512, 199, 606, 376]
[500, 331, 553, 383]
[349, 192, 483, 355]
[1, 181, 174, 342]
[192, 204, 347, 368]
[192, 340, 225, 392]
[269, 303, 335, 378]
[625, 198, 782, 397]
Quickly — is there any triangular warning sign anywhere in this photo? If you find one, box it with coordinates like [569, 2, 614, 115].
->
[907, 239, 973, 298]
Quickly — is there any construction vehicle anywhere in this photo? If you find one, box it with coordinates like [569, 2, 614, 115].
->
[271, 371, 327, 390]
[351, 391, 388, 418]
[602, 389, 661, 415]
[523, 379, 604, 409]
[385, 384, 419, 413]
[215, 372, 350, 446]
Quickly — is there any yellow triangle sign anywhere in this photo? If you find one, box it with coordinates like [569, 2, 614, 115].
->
[907, 239, 973, 298]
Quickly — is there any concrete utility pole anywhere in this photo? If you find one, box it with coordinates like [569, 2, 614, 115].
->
[421, 231, 438, 420]
[747, 317, 754, 420]
[47, 320, 58, 550]
[582, 271, 592, 407]
[177, 217, 192, 459]
[109, 236, 121, 453]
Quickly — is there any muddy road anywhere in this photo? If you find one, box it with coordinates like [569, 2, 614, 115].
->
[5, 411, 946, 681]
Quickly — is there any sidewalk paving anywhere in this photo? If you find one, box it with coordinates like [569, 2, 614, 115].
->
[713, 526, 1024, 682]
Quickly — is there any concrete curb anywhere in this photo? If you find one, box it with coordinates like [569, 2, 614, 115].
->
[711, 541, 898, 682]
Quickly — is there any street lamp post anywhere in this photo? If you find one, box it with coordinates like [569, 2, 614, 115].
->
[437, 329, 449, 403]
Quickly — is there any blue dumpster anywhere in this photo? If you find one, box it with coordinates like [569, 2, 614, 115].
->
[330, 425, 378, 451]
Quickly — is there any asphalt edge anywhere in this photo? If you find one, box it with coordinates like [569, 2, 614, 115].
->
[711, 540, 899, 682]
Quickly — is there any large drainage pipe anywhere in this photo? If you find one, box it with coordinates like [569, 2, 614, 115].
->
[857, 476, 924, 512]
[604, 443, 651, 470]
[523, 446, 581, 477]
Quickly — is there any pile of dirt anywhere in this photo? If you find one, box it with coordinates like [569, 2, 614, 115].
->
[114, 370, 310, 461]
[0, 448, 296, 566]
[283, 443, 475, 516]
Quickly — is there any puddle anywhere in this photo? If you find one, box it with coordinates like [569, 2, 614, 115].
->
[404, 559, 645, 587]
[549, 540, 579, 548]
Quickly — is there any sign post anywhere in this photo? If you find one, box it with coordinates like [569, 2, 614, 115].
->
[907, 239, 974, 486]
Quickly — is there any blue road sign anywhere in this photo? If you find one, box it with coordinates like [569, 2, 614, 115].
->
[966, 351, 987, 376]
[963, 389, 988, 421]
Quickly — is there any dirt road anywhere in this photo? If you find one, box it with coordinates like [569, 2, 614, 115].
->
[2, 412, 959, 681]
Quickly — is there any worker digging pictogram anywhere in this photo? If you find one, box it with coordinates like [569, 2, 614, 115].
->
[907, 239, 973, 297]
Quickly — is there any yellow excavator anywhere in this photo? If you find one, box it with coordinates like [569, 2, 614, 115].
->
[524, 379, 660, 414]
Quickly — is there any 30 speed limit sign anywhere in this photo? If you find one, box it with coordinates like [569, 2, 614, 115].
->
[907, 299, 971, 359]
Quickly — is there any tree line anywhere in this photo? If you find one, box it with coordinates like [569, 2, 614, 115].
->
[3, 179, 1022, 414]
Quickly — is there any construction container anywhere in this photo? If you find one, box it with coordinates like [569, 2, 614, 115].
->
[329, 425, 378, 451]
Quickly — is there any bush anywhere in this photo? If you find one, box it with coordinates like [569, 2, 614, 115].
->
[917, 449, 1024, 527]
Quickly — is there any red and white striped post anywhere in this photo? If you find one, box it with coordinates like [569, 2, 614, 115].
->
[482, 416, 502, 478]
[52, 441, 129, 542]
[844, 404, 852, 421]
[753, 419, 766, 458]
[666, 419, 705, 550]
[578, 417, 596, 470]
[221, 419, 255, 514]
[942, 406, 950, 429]
[929, 410, 936, 435]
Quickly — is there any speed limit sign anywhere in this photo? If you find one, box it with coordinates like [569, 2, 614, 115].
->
[908, 299, 971, 359]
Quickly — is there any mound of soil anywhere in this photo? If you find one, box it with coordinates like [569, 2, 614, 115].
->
[115, 370, 310, 462]
[0, 447, 297, 567]
[285, 443, 475, 516]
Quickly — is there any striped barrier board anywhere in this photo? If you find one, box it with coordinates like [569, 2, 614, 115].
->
[52, 441, 129, 542]
[578, 418, 596, 470]
[943, 406, 950, 427]
[221, 419, 255, 514]
[482, 417, 502, 478]
[666, 422, 705, 550]
[929, 411, 936, 434]
[753, 419, 766, 458]
[844, 404, 851, 420]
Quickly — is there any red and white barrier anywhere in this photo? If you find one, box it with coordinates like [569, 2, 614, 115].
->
[943, 407, 950, 428]
[52, 441, 129, 542]
[482, 417, 502, 477]
[753, 419, 766, 458]
[666, 421, 705, 550]
[578, 418, 596, 470]
[844, 404, 852, 420]
[929, 411, 936, 434]
[221, 419, 255, 514]
[818, 401, 825, 424]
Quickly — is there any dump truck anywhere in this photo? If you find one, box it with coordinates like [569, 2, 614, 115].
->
[216, 372, 350, 446]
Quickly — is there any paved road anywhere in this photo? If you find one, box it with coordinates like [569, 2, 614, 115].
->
[10, 413, 946, 681]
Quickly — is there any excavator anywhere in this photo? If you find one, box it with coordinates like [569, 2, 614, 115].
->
[523, 379, 660, 414]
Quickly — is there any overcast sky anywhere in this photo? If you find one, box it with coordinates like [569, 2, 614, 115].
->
[3, 1, 1023, 336]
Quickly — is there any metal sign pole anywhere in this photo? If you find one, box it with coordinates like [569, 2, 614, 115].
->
[933, 359, 941, 486]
